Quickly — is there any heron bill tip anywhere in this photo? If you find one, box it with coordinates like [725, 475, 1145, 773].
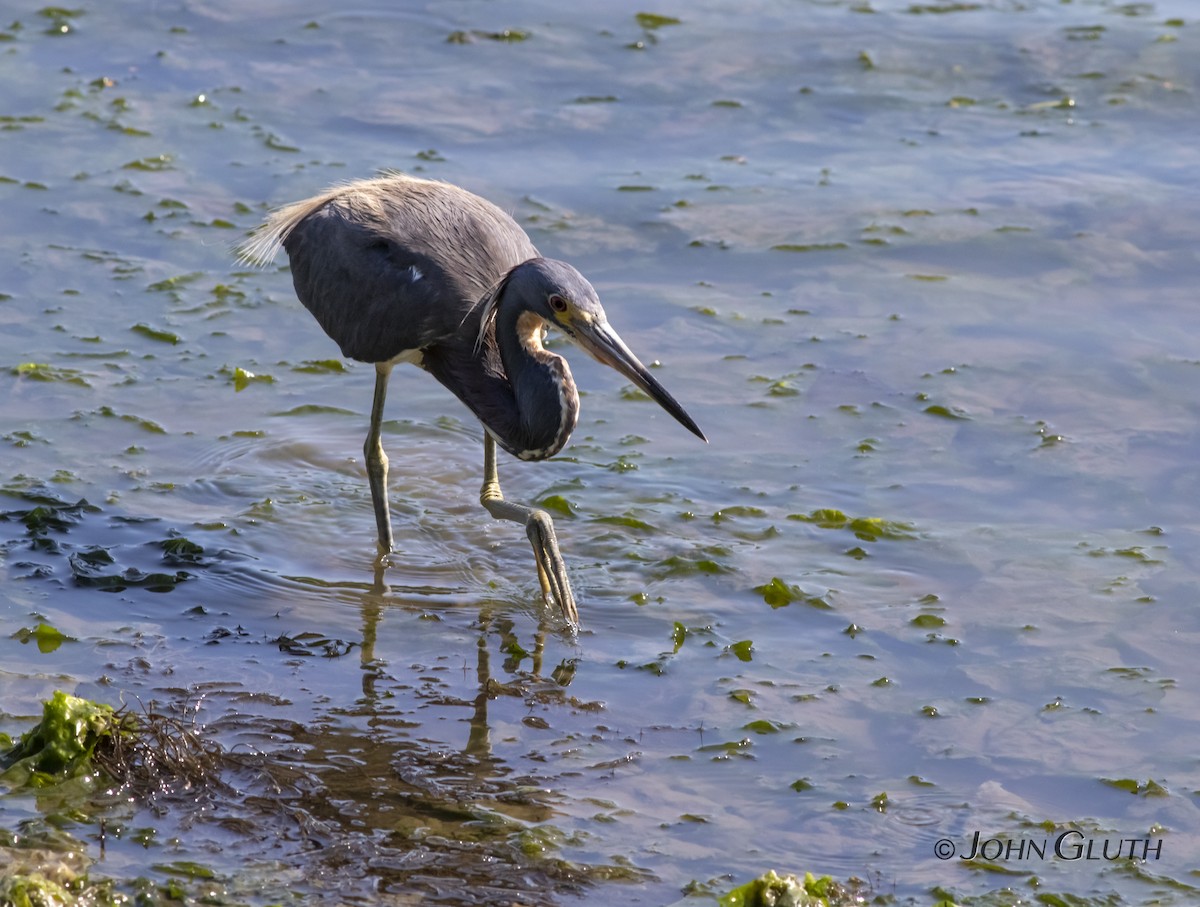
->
[573, 321, 706, 443]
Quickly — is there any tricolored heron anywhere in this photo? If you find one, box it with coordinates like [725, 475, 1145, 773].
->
[238, 173, 706, 626]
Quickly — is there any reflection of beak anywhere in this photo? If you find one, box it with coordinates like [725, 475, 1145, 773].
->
[572, 319, 707, 442]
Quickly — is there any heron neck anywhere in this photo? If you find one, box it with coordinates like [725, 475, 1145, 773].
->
[492, 303, 579, 461]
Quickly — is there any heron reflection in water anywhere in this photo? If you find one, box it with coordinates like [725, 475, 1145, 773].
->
[239, 174, 706, 626]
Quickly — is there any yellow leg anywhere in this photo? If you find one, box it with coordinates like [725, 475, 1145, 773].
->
[479, 433, 579, 626]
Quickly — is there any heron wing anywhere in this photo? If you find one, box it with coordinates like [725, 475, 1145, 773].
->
[248, 175, 538, 364]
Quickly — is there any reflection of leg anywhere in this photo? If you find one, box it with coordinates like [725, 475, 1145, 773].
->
[359, 565, 387, 701]
[478, 433, 579, 626]
[466, 607, 492, 759]
[364, 363, 394, 553]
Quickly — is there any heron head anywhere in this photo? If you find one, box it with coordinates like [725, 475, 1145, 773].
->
[508, 258, 707, 443]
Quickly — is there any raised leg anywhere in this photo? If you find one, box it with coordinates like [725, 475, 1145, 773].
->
[479, 433, 579, 626]
[364, 362, 394, 554]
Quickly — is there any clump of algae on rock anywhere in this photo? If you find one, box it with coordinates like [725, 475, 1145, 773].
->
[0, 691, 132, 906]
[0, 690, 131, 781]
[719, 870, 864, 907]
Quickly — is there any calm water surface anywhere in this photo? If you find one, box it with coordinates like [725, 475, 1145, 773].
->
[2, 1, 1199, 904]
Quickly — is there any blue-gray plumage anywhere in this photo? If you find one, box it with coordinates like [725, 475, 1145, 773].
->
[238, 173, 705, 626]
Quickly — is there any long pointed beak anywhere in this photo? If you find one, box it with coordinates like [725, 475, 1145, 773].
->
[572, 319, 707, 442]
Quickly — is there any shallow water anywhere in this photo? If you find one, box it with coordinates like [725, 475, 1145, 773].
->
[2, 0, 1200, 904]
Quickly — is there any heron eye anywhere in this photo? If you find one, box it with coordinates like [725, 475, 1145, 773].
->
[548, 294, 569, 313]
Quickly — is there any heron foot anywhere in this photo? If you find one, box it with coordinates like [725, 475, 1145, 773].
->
[365, 458, 395, 553]
[364, 434, 393, 552]
[524, 509, 579, 626]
